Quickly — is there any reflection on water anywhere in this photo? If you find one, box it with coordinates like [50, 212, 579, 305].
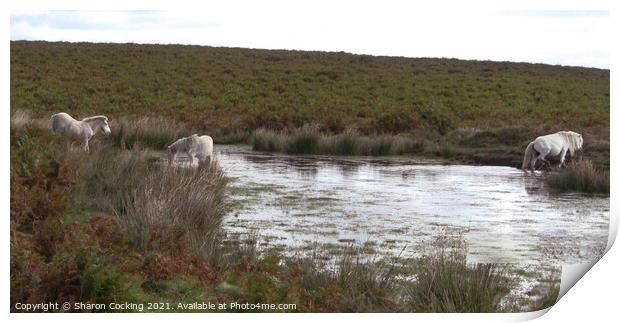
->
[214, 146, 609, 265]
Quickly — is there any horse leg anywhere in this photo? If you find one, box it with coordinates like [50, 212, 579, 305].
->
[199, 155, 211, 167]
[530, 156, 538, 172]
[559, 147, 568, 168]
[81, 133, 92, 152]
[541, 159, 552, 170]
[186, 152, 195, 166]
[82, 140, 89, 152]
[536, 147, 552, 170]
[167, 152, 177, 165]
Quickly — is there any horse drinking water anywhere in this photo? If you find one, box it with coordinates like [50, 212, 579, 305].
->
[522, 131, 583, 172]
[167, 134, 214, 166]
[51, 112, 111, 151]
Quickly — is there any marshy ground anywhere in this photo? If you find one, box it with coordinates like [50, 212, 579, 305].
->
[13, 118, 595, 312]
[10, 40, 609, 313]
[165, 145, 608, 311]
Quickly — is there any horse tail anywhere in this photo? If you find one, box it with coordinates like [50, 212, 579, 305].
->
[522, 141, 536, 170]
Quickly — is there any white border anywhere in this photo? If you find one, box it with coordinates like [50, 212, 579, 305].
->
[4, 1, 616, 322]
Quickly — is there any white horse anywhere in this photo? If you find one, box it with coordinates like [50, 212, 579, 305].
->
[167, 134, 214, 165]
[51, 112, 111, 151]
[522, 131, 583, 172]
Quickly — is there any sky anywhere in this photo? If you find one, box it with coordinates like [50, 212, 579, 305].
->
[9, 2, 611, 68]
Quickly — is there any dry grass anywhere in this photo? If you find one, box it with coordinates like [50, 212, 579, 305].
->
[252, 128, 289, 152]
[528, 274, 560, 311]
[10, 111, 230, 256]
[404, 235, 513, 312]
[76, 141, 228, 258]
[120, 162, 227, 257]
[110, 116, 192, 150]
[546, 159, 609, 194]
[10, 110, 50, 129]
[291, 248, 400, 312]
[216, 241, 402, 312]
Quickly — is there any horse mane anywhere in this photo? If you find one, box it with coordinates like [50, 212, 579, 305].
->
[81, 115, 108, 123]
[557, 131, 579, 152]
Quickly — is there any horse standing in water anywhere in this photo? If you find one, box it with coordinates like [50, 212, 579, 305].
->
[167, 134, 214, 166]
[51, 112, 111, 151]
[522, 131, 583, 172]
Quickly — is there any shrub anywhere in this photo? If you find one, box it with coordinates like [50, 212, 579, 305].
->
[10, 126, 75, 229]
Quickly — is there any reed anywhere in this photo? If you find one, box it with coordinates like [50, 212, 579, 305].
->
[252, 127, 427, 156]
[76, 141, 228, 258]
[546, 159, 609, 194]
[404, 236, 512, 312]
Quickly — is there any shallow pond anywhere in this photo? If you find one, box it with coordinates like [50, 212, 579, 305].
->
[214, 146, 608, 266]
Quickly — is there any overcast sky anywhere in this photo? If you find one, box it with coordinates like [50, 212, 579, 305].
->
[10, 3, 610, 68]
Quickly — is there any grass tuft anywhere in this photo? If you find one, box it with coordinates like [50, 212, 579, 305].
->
[76, 141, 227, 258]
[546, 160, 609, 194]
[286, 124, 321, 154]
[110, 117, 192, 150]
[252, 127, 428, 157]
[404, 236, 512, 312]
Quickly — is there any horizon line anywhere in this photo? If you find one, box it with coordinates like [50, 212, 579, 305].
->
[10, 39, 610, 70]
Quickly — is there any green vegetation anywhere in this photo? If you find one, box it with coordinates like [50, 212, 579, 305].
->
[110, 116, 192, 150]
[402, 236, 512, 312]
[546, 160, 609, 194]
[10, 41, 609, 168]
[253, 125, 425, 156]
[10, 123, 224, 310]
[11, 119, 539, 313]
[11, 40, 605, 311]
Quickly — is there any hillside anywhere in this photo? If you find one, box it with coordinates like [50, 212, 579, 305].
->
[10, 41, 610, 167]
[10, 41, 609, 131]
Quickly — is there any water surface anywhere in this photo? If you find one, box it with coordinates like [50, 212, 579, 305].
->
[215, 146, 609, 266]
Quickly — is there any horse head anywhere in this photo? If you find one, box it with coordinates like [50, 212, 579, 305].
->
[576, 133, 583, 150]
[100, 117, 111, 135]
[568, 131, 583, 151]
[82, 115, 111, 135]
